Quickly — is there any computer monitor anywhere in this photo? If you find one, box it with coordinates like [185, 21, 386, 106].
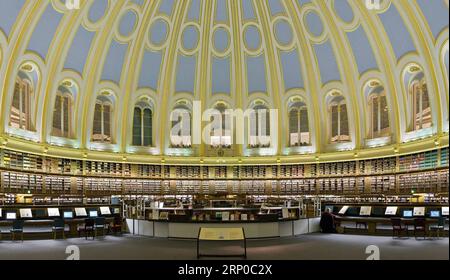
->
[324, 205, 334, 213]
[6, 212, 17, 220]
[430, 211, 440, 218]
[63, 211, 73, 219]
[47, 208, 60, 217]
[89, 210, 98, 217]
[113, 208, 121, 215]
[403, 210, 413, 218]
[442, 207, 449, 216]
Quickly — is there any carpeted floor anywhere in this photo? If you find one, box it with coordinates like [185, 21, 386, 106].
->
[0, 233, 448, 260]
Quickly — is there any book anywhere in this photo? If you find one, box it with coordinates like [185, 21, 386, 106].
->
[360, 206, 372, 216]
[385, 206, 398, 215]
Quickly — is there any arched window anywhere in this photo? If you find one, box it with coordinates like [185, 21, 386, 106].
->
[210, 103, 231, 148]
[92, 98, 112, 143]
[170, 103, 192, 148]
[249, 103, 271, 148]
[10, 77, 32, 130]
[329, 96, 350, 143]
[411, 78, 431, 131]
[132, 102, 153, 147]
[368, 88, 390, 138]
[289, 102, 310, 146]
[52, 86, 73, 138]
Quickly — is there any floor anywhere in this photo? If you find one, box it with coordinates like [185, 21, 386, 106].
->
[0, 233, 448, 260]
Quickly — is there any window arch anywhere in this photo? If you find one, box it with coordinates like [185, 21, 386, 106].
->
[210, 102, 231, 148]
[10, 65, 36, 131]
[329, 95, 350, 143]
[288, 101, 310, 146]
[132, 100, 153, 147]
[52, 82, 75, 138]
[92, 96, 113, 143]
[367, 83, 390, 138]
[407, 67, 432, 131]
[170, 102, 192, 148]
[249, 102, 271, 148]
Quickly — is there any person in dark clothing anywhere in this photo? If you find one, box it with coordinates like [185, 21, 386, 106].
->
[320, 208, 336, 233]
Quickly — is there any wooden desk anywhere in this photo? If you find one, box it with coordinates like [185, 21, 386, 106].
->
[0, 217, 115, 238]
[334, 216, 448, 235]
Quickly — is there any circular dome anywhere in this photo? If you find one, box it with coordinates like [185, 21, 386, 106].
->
[0, 0, 448, 164]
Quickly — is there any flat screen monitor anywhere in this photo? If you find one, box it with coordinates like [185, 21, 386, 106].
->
[89, 210, 98, 217]
[403, 210, 413, 218]
[413, 207, 425, 217]
[385, 206, 398, 215]
[19, 208, 32, 218]
[75, 208, 87, 217]
[100, 207, 111, 215]
[47, 208, 60, 217]
[442, 207, 449, 216]
[324, 205, 334, 213]
[63, 211, 73, 219]
[6, 212, 17, 220]
[360, 206, 372, 216]
[113, 208, 121, 215]
[430, 211, 440, 218]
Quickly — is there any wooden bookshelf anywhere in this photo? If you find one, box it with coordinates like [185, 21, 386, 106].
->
[0, 147, 448, 198]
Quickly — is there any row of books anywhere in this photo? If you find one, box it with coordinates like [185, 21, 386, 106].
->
[1, 169, 448, 195]
[1, 148, 448, 179]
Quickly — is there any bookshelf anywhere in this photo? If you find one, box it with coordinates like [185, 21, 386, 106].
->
[0, 147, 448, 199]
[399, 150, 438, 172]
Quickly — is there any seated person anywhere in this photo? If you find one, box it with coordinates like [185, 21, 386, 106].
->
[320, 208, 336, 233]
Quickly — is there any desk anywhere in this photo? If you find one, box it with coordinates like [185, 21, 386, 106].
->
[0, 218, 115, 238]
[197, 227, 246, 259]
[335, 216, 449, 235]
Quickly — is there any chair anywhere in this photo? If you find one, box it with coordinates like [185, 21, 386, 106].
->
[78, 218, 95, 240]
[94, 217, 106, 237]
[391, 218, 408, 238]
[429, 217, 445, 239]
[110, 216, 123, 235]
[10, 220, 25, 242]
[414, 218, 427, 239]
[52, 219, 66, 239]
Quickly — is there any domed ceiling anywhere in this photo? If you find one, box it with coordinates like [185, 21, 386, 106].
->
[0, 0, 448, 163]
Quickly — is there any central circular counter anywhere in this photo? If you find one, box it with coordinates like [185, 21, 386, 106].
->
[125, 218, 321, 239]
